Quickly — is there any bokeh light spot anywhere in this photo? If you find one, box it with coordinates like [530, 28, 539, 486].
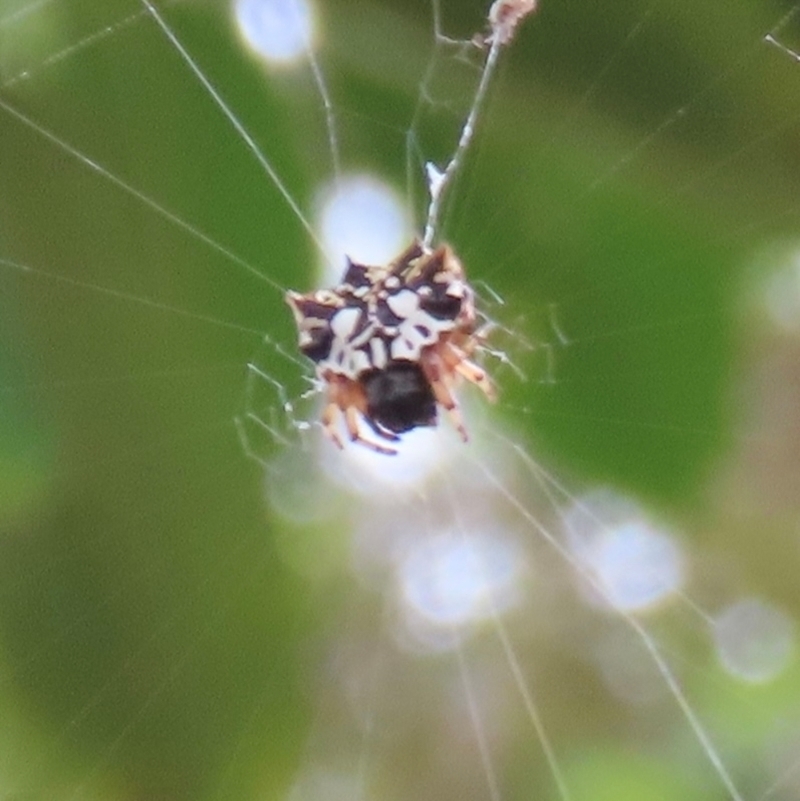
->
[234, 0, 315, 66]
[762, 247, 800, 333]
[397, 530, 524, 652]
[316, 174, 411, 285]
[564, 490, 685, 613]
[713, 597, 795, 683]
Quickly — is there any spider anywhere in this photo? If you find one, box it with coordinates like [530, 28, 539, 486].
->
[286, 240, 495, 455]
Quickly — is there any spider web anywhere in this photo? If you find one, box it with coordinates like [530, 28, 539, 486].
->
[1, 1, 800, 800]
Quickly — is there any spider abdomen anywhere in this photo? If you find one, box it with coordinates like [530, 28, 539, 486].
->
[362, 362, 437, 434]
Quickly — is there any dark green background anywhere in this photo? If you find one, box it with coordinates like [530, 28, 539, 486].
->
[1, 0, 800, 799]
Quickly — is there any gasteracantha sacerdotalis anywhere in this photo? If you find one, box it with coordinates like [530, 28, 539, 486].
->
[286, 240, 495, 455]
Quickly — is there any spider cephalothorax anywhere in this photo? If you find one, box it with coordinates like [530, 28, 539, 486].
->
[286, 240, 494, 454]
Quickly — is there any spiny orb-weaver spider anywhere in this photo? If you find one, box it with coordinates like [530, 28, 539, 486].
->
[286, 241, 495, 455]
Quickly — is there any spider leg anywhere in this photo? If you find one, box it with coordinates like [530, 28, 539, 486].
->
[444, 341, 496, 401]
[420, 346, 473, 441]
[322, 373, 398, 455]
[345, 405, 398, 455]
[455, 358, 496, 401]
[321, 401, 345, 450]
[473, 319, 496, 344]
[430, 376, 468, 442]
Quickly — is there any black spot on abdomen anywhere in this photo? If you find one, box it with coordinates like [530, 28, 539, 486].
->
[362, 362, 437, 433]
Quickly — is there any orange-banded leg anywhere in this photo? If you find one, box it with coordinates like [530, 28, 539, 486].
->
[344, 405, 398, 455]
[322, 373, 399, 455]
[321, 401, 345, 450]
[421, 352, 468, 441]
[455, 358, 496, 401]
[443, 341, 497, 402]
